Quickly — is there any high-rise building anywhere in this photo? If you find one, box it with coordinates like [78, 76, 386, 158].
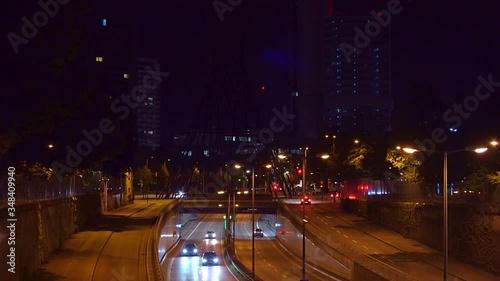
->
[91, 3, 137, 101]
[136, 58, 162, 154]
[323, 16, 392, 133]
[293, 0, 393, 140]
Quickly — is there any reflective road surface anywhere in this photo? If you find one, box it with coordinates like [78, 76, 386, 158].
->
[162, 214, 238, 281]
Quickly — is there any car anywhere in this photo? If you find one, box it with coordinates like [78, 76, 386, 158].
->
[201, 251, 219, 266]
[205, 230, 216, 239]
[300, 196, 312, 205]
[253, 228, 264, 237]
[181, 243, 199, 256]
[330, 192, 340, 201]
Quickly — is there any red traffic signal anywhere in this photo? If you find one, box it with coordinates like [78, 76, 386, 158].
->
[297, 169, 302, 174]
[273, 185, 278, 190]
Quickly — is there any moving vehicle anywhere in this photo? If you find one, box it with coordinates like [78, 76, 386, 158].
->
[201, 251, 219, 266]
[205, 230, 216, 239]
[181, 243, 198, 256]
[300, 196, 312, 205]
[253, 228, 264, 237]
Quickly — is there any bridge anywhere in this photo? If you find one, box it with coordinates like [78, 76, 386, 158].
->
[180, 195, 279, 214]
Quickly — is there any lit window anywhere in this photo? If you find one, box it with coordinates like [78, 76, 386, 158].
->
[123, 73, 129, 79]
[95, 56, 103, 62]
[102, 19, 107, 26]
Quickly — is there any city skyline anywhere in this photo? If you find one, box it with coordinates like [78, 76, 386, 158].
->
[1, 0, 499, 166]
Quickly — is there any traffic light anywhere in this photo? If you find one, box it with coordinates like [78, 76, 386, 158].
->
[297, 168, 302, 174]
[273, 185, 278, 190]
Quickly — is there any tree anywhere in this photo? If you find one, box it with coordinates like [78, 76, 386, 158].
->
[385, 148, 422, 182]
[487, 171, 500, 205]
[488, 171, 500, 185]
[346, 143, 374, 177]
[466, 166, 491, 201]
[18, 161, 54, 183]
[134, 165, 153, 194]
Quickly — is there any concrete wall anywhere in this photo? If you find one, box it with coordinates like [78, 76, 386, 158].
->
[0, 193, 128, 281]
[349, 200, 500, 275]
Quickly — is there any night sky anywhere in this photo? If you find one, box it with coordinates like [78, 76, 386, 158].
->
[137, 0, 500, 142]
[1, 0, 499, 162]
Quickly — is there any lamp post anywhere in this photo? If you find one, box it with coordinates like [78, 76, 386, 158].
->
[402, 145, 490, 281]
[251, 166, 255, 280]
[233, 191, 240, 249]
[301, 147, 308, 281]
[235, 164, 256, 279]
[277, 148, 330, 281]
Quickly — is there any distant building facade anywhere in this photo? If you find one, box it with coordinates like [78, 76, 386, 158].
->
[136, 58, 162, 154]
[294, 0, 393, 140]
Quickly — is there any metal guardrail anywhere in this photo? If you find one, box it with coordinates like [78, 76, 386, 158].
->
[147, 200, 182, 281]
[224, 239, 264, 281]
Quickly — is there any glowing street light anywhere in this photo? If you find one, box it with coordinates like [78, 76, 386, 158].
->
[401, 144, 490, 281]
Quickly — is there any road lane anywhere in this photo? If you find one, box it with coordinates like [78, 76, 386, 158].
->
[234, 214, 343, 281]
[286, 200, 500, 281]
[164, 214, 238, 281]
[28, 200, 169, 281]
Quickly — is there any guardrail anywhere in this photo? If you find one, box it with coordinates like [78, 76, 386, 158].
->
[224, 239, 264, 281]
[147, 200, 182, 281]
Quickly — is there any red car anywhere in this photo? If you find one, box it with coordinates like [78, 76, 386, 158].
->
[300, 196, 312, 205]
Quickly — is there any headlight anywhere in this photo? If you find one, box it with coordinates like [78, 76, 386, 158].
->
[202, 259, 207, 263]
[194, 249, 198, 253]
[213, 258, 219, 263]
[182, 249, 187, 253]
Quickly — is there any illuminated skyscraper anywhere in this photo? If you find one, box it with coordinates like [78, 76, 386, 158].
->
[293, 0, 393, 140]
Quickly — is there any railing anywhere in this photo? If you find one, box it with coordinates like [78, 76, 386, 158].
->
[0, 176, 124, 207]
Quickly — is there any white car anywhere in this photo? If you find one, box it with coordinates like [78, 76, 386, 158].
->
[205, 230, 216, 239]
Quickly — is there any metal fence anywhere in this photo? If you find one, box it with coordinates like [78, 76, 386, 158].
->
[0, 173, 125, 207]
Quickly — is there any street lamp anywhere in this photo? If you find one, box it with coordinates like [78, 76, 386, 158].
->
[278, 148, 330, 281]
[402, 145, 489, 281]
[301, 147, 308, 281]
[324, 134, 336, 154]
[235, 164, 256, 279]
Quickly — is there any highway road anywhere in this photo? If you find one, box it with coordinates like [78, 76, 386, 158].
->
[163, 213, 343, 281]
[283, 198, 500, 281]
[233, 213, 343, 281]
[28, 201, 169, 281]
[162, 214, 239, 281]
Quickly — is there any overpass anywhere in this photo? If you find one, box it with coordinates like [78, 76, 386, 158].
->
[179, 193, 279, 214]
